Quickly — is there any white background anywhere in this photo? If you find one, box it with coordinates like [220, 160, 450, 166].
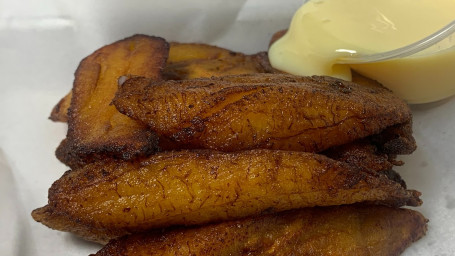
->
[1, 0, 454, 255]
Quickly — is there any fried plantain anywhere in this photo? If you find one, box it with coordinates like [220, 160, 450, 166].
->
[56, 35, 169, 167]
[54, 114, 416, 170]
[49, 43, 273, 123]
[91, 205, 427, 256]
[113, 73, 412, 152]
[32, 149, 421, 244]
[54, 107, 416, 170]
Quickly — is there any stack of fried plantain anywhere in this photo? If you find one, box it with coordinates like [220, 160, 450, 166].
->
[33, 34, 427, 255]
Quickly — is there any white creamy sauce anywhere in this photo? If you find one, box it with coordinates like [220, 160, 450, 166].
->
[269, 0, 455, 103]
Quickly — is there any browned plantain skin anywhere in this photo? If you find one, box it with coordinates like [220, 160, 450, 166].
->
[324, 139, 395, 172]
[163, 43, 275, 80]
[371, 121, 417, 155]
[56, 35, 169, 167]
[32, 149, 421, 244]
[113, 73, 412, 152]
[323, 121, 416, 173]
[167, 42, 245, 63]
[49, 91, 72, 122]
[49, 43, 274, 123]
[91, 205, 427, 256]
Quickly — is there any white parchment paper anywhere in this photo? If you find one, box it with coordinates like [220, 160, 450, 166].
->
[1, 0, 454, 255]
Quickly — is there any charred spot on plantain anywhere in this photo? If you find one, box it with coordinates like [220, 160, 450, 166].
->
[123, 208, 131, 213]
[210, 166, 219, 179]
[213, 95, 226, 103]
[261, 207, 276, 215]
[101, 169, 110, 177]
[383, 169, 407, 189]
[329, 80, 352, 94]
[326, 185, 338, 196]
[368, 88, 379, 94]
[171, 128, 196, 142]
[84, 171, 96, 181]
[190, 116, 206, 133]
[342, 168, 368, 189]
[122, 151, 135, 159]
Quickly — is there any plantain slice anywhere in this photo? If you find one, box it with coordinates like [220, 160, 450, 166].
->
[90, 205, 427, 256]
[57, 34, 169, 167]
[113, 73, 412, 152]
[49, 43, 273, 123]
[32, 149, 421, 244]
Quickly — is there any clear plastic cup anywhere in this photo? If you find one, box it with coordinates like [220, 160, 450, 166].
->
[336, 20, 455, 104]
[337, 20, 455, 64]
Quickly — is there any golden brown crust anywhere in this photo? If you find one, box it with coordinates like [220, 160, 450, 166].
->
[32, 149, 421, 243]
[166, 42, 241, 63]
[31, 205, 121, 245]
[113, 73, 412, 152]
[60, 34, 169, 167]
[324, 139, 395, 172]
[55, 136, 159, 170]
[163, 52, 272, 80]
[91, 205, 427, 256]
[162, 43, 275, 80]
